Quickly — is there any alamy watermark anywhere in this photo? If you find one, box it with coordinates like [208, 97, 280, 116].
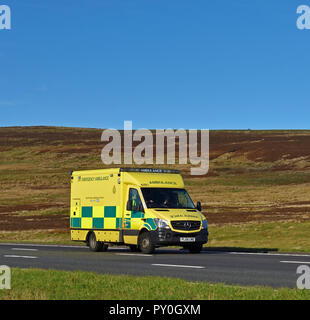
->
[0, 5, 11, 30]
[296, 265, 310, 289]
[0, 265, 11, 290]
[297, 4, 310, 29]
[101, 121, 209, 176]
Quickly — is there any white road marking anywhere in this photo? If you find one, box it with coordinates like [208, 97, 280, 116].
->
[280, 261, 310, 265]
[0, 243, 128, 250]
[228, 252, 310, 258]
[11, 248, 38, 252]
[152, 263, 205, 269]
[115, 253, 153, 257]
[4, 255, 38, 259]
[0, 243, 87, 249]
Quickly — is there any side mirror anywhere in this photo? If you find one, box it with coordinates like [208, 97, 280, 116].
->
[196, 201, 202, 212]
[126, 200, 133, 211]
[133, 203, 144, 213]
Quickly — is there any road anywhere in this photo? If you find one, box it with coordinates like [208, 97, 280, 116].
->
[1, 243, 310, 288]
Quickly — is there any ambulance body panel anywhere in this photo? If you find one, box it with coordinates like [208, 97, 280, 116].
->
[70, 168, 208, 253]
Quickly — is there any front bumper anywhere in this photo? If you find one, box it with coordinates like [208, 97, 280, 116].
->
[150, 228, 208, 246]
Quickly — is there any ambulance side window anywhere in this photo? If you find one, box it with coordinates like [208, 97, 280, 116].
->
[129, 188, 142, 212]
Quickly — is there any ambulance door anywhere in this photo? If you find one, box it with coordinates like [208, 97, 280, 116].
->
[124, 187, 145, 232]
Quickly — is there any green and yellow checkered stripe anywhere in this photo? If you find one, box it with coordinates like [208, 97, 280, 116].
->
[123, 213, 157, 231]
[71, 206, 157, 231]
[142, 218, 157, 231]
[123, 210, 144, 229]
[70, 206, 122, 230]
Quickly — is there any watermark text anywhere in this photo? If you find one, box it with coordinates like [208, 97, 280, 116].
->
[101, 121, 209, 176]
[296, 265, 310, 289]
[297, 4, 310, 29]
[0, 265, 11, 289]
[0, 5, 11, 30]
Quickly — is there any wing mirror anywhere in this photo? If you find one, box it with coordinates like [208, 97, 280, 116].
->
[127, 200, 144, 212]
[196, 201, 202, 212]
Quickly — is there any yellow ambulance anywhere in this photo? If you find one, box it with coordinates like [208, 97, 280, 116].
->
[70, 168, 208, 254]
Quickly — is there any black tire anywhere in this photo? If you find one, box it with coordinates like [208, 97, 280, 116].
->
[187, 244, 203, 254]
[129, 245, 140, 252]
[88, 232, 104, 252]
[101, 244, 109, 252]
[138, 232, 155, 254]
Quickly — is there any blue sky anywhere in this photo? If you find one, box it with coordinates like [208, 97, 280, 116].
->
[0, 0, 309, 129]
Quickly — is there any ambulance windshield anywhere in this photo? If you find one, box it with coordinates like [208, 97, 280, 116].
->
[141, 188, 195, 209]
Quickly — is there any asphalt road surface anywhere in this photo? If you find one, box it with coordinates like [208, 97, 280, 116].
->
[1, 243, 310, 288]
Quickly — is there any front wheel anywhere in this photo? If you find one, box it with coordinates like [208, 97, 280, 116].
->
[185, 244, 203, 254]
[138, 232, 155, 254]
[129, 245, 140, 252]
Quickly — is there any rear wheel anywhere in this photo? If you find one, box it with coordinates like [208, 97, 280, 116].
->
[89, 232, 104, 252]
[101, 244, 109, 252]
[138, 232, 155, 254]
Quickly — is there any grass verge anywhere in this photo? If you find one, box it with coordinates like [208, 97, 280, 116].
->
[208, 220, 310, 252]
[0, 230, 71, 245]
[1, 220, 310, 253]
[0, 268, 309, 300]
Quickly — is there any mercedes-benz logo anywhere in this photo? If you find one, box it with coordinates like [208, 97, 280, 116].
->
[184, 222, 191, 230]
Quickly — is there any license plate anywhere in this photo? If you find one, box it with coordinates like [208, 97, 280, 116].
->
[180, 237, 196, 242]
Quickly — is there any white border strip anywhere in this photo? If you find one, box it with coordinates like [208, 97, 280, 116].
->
[280, 260, 310, 264]
[115, 253, 153, 257]
[229, 252, 310, 258]
[4, 255, 37, 259]
[152, 263, 205, 269]
[0, 243, 87, 249]
[11, 248, 38, 252]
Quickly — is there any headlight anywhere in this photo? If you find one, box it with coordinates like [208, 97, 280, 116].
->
[202, 219, 208, 229]
[154, 218, 170, 229]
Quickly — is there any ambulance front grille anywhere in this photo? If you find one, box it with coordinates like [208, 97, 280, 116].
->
[171, 220, 201, 231]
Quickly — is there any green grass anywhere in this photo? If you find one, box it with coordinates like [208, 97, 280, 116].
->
[16, 208, 68, 217]
[0, 268, 309, 300]
[0, 230, 71, 244]
[1, 220, 310, 253]
[185, 170, 310, 187]
[208, 220, 310, 253]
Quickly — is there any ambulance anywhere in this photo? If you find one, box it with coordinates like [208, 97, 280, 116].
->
[70, 168, 208, 254]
